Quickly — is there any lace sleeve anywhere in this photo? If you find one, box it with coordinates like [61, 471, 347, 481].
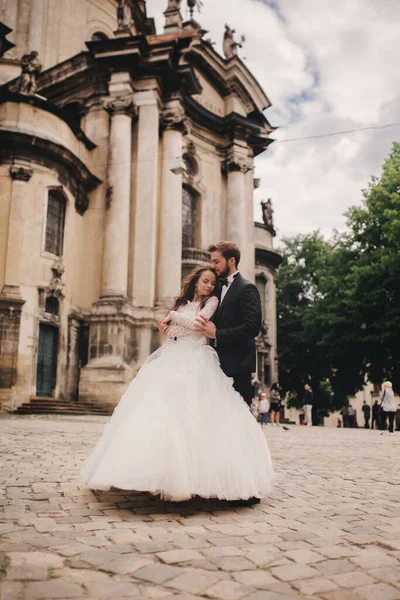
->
[169, 296, 218, 330]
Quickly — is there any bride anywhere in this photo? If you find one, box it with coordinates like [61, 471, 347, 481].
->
[81, 265, 274, 502]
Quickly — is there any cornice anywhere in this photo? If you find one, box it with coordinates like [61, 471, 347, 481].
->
[0, 130, 101, 215]
[0, 89, 96, 151]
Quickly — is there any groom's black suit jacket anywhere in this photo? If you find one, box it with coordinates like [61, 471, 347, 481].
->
[213, 273, 262, 377]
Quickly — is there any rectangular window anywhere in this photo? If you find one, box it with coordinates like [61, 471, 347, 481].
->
[45, 191, 66, 256]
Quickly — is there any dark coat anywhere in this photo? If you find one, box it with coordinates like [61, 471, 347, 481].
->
[213, 273, 262, 376]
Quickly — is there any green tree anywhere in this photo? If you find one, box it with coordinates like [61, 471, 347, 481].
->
[276, 142, 400, 418]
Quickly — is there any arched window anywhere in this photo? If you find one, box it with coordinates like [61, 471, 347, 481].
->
[91, 31, 108, 41]
[45, 189, 66, 256]
[182, 187, 197, 248]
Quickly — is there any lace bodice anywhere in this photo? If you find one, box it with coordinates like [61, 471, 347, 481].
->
[167, 296, 218, 340]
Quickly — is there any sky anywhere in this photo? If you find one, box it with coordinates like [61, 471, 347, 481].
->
[148, 0, 400, 242]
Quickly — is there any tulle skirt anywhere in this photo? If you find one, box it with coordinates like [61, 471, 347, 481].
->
[81, 335, 274, 501]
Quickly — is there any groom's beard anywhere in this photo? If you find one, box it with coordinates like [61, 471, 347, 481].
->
[219, 265, 230, 280]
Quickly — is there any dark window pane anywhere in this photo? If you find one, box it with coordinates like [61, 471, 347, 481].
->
[45, 296, 59, 315]
[182, 187, 196, 248]
[45, 191, 66, 256]
[256, 276, 267, 319]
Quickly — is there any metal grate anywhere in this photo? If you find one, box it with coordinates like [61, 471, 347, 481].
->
[45, 296, 59, 315]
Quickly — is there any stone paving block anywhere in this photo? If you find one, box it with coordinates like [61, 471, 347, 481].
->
[232, 569, 277, 588]
[77, 549, 116, 566]
[210, 556, 255, 572]
[165, 569, 222, 594]
[204, 579, 254, 600]
[320, 592, 366, 600]
[0, 581, 24, 600]
[243, 591, 294, 600]
[7, 551, 64, 568]
[283, 548, 323, 564]
[156, 549, 204, 564]
[352, 582, 400, 600]
[350, 551, 400, 569]
[134, 563, 183, 584]
[314, 558, 355, 575]
[317, 544, 361, 559]
[24, 580, 84, 599]
[270, 563, 320, 581]
[292, 577, 338, 595]
[329, 571, 377, 588]
[99, 555, 154, 575]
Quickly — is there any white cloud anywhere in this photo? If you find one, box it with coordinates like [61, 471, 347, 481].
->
[147, 0, 400, 243]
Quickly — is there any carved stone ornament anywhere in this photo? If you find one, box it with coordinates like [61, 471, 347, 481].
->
[10, 164, 33, 182]
[48, 258, 65, 298]
[223, 147, 250, 173]
[261, 198, 274, 230]
[161, 105, 190, 134]
[18, 51, 42, 96]
[223, 24, 245, 60]
[104, 95, 137, 117]
[117, 0, 134, 30]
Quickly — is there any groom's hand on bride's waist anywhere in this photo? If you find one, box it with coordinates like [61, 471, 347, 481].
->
[194, 315, 216, 339]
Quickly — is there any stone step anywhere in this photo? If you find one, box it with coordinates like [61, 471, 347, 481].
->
[11, 398, 112, 417]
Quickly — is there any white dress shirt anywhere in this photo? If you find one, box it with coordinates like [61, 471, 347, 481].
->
[220, 271, 239, 304]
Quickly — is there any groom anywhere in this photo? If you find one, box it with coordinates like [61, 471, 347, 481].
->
[195, 241, 262, 408]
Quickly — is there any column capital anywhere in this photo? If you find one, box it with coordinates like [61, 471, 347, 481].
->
[161, 103, 190, 134]
[223, 146, 252, 174]
[10, 164, 33, 182]
[103, 95, 137, 118]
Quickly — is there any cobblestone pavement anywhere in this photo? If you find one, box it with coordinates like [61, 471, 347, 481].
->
[1, 416, 400, 600]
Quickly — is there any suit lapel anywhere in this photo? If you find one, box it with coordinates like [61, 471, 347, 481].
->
[216, 273, 242, 317]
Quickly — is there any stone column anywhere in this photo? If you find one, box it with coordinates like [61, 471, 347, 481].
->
[224, 144, 251, 276]
[28, 0, 45, 57]
[131, 82, 160, 308]
[2, 164, 33, 300]
[157, 100, 187, 308]
[101, 94, 136, 298]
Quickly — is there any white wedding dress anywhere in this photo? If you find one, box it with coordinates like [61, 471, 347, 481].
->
[81, 297, 274, 501]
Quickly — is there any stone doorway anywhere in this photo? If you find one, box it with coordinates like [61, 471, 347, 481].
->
[36, 324, 58, 397]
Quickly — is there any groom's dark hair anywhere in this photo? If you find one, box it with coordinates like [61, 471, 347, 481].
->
[207, 241, 241, 267]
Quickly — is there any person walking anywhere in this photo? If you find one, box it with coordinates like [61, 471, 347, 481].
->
[371, 400, 380, 430]
[380, 381, 397, 435]
[362, 401, 371, 429]
[258, 392, 269, 427]
[302, 384, 313, 427]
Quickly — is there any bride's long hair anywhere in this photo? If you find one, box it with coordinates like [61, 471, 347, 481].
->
[171, 265, 217, 312]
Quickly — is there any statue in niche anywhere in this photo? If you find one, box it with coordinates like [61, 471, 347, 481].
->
[261, 199, 274, 230]
[48, 258, 65, 298]
[18, 51, 42, 95]
[223, 24, 245, 59]
[117, 0, 133, 30]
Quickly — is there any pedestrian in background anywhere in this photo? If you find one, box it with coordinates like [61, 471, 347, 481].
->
[371, 400, 380, 430]
[270, 383, 281, 426]
[362, 401, 370, 429]
[340, 406, 349, 428]
[259, 392, 269, 427]
[303, 384, 313, 427]
[380, 381, 397, 435]
[347, 404, 356, 428]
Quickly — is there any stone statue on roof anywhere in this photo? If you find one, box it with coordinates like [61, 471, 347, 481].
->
[223, 24, 245, 59]
[261, 199, 274, 230]
[18, 51, 42, 95]
[117, 0, 133, 31]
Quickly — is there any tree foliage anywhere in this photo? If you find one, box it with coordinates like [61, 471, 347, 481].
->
[277, 142, 400, 417]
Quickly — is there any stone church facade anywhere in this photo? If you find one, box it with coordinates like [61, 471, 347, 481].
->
[0, 0, 281, 410]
